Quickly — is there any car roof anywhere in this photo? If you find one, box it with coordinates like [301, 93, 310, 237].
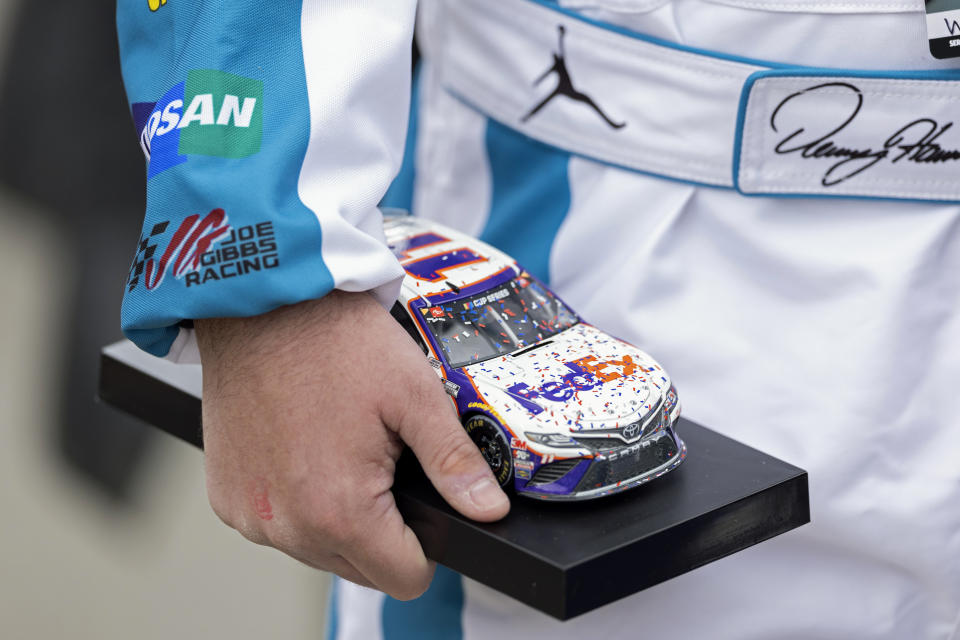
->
[384, 215, 519, 303]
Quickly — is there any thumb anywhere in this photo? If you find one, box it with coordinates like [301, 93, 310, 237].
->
[388, 370, 510, 523]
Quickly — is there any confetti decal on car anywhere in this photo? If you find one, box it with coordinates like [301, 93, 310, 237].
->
[385, 215, 686, 501]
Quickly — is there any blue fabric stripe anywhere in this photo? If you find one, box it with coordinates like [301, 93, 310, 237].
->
[382, 64, 422, 211]
[481, 118, 572, 285]
[381, 565, 464, 640]
[325, 578, 340, 640]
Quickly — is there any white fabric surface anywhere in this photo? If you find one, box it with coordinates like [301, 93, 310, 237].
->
[388, 1, 960, 638]
[298, 0, 412, 308]
[431, 0, 960, 199]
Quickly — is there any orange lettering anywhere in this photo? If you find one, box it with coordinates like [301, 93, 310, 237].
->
[607, 354, 637, 377]
[573, 355, 620, 382]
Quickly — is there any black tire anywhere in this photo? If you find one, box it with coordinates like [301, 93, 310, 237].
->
[463, 414, 513, 489]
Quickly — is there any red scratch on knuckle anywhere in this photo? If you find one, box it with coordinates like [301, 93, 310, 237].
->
[252, 478, 274, 521]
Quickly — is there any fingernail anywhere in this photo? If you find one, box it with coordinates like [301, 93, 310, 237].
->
[468, 478, 507, 512]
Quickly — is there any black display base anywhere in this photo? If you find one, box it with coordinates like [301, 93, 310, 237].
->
[99, 341, 809, 620]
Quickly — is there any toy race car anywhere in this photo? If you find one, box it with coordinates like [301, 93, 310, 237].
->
[385, 216, 685, 501]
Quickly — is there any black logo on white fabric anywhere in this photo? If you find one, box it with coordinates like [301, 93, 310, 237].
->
[522, 25, 626, 130]
[771, 82, 960, 187]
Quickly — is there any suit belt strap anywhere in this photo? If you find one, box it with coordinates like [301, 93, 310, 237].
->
[426, 0, 960, 202]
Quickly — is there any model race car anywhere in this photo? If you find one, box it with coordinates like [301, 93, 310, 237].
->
[385, 216, 686, 501]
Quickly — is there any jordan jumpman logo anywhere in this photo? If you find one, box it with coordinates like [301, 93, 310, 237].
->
[521, 25, 626, 129]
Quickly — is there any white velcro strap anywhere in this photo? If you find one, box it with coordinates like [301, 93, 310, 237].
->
[427, 0, 960, 201]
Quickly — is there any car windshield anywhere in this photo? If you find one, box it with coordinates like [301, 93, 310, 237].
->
[419, 274, 578, 368]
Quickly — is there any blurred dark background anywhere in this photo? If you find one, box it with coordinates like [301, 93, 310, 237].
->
[0, 0, 153, 502]
[0, 1, 329, 636]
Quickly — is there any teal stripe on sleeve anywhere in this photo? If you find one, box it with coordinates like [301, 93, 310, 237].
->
[117, 0, 335, 356]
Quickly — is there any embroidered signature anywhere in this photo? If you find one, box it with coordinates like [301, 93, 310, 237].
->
[770, 82, 960, 187]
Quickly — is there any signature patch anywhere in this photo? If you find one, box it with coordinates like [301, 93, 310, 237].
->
[738, 76, 960, 201]
[770, 82, 960, 187]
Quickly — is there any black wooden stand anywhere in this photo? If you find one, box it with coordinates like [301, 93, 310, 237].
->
[99, 341, 809, 620]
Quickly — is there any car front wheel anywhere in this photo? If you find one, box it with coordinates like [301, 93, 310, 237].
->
[463, 414, 513, 489]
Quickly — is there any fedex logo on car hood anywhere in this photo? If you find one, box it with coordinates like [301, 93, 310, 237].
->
[463, 324, 666, 432]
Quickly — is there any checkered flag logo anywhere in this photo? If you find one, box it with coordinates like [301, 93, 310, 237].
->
[127, 221, 170, 292]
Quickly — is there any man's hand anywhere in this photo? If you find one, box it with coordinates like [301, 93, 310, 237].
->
[195, 291, 510, 600]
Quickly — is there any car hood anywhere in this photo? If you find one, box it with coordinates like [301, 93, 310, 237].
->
[463, 324, 670, 434]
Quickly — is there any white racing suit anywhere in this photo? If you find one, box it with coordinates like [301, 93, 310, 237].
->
[117, 0, 960, 638]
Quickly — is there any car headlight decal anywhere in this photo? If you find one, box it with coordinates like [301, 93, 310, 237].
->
[524, 431, 582, 448]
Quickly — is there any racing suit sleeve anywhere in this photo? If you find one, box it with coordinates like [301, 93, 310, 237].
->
[116, 0, 413, 359]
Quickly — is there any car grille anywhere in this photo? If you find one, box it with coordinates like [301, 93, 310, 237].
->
[572, 437, 623, 454]
[575, 432, 679, 492]
[527, 458, 581, 486]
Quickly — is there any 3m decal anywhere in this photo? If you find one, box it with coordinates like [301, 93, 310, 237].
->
[127, 211, 279, 292]
[133, 69, 263, 178]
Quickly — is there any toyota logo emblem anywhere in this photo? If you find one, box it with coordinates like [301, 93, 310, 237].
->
[622, 423, 640, 440]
